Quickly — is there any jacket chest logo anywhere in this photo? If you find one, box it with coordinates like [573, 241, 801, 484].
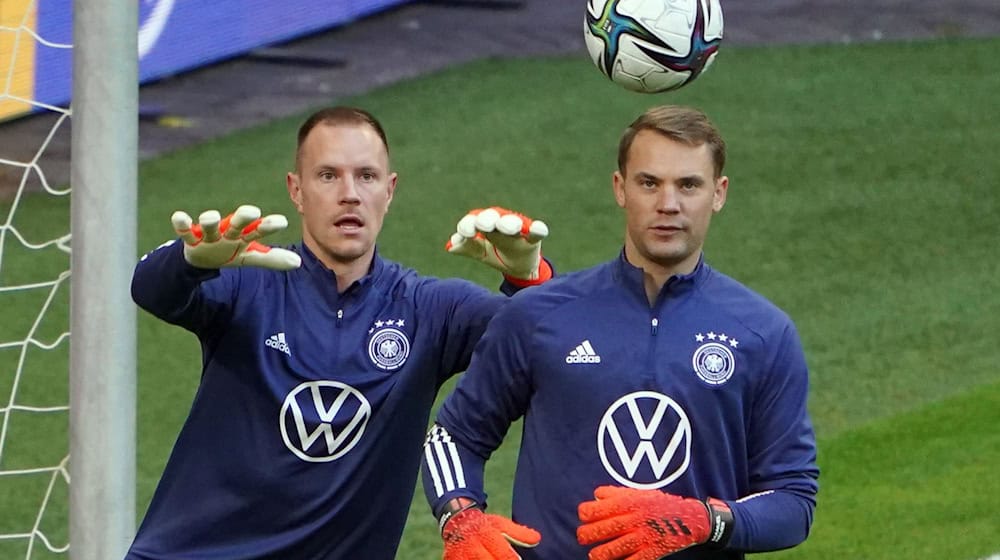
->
[280, 381, 371, 462]
[367, 318, 410, 371]
[598, 391, 691, 490]
[692, 331, 739, 386]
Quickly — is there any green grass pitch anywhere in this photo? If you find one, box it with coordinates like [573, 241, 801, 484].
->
[0, 37, 998, 559]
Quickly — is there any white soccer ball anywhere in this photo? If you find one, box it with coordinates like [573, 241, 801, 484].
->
[584, 0, 724, 94]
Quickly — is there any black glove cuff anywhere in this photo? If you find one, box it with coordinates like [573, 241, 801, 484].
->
[437, 496, 481, 535]
[705, 497, 735, 548]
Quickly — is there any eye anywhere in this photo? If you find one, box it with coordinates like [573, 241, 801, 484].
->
[360, 172, 376, 182]
[319, 171, 335, 181]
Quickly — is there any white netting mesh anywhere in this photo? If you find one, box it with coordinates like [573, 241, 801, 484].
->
[0, 0, 73, 556]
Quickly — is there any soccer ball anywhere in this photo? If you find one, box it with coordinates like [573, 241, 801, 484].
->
[584, 0, 724, 93]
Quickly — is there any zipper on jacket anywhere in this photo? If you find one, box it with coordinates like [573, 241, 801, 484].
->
[644, 316, 660, 377]
[337, 308, 343, 327]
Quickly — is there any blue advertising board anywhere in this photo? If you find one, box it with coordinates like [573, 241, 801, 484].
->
[3, 0, 413, 119]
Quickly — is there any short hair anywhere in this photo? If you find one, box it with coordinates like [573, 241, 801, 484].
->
[295, 106, 389, 168]
[617, 105, 726, 178]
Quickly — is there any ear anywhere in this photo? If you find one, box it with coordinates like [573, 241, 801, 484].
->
[286, 172, 304, 213]
[385, 172, 398, 210]
[613, 170, 626, 209]
[712, 175, 729, 213]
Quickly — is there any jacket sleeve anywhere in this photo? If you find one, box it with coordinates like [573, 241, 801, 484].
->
[130, 239, 238, 336]
[432, 258, 555, 385]
[422, 302, 536, 516]
[426, 278, 506, 386]
[726, 321, 819, 551]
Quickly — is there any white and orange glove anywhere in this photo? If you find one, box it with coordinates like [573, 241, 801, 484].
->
[447, 207, 551, 286]
[172, 204, 301, 271]
[438, 498, 541, 560]
[577, 486, 733, 560]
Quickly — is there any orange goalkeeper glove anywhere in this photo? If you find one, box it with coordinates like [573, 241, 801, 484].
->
[577, 486, 733, 560]
[439, 498, 541, 560]
[172, 204, 301, 270]
[446, 207, 551, 286]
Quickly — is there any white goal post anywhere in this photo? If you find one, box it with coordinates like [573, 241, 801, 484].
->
[69, 0, 137, 558]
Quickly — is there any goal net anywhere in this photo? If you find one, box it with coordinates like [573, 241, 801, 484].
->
[1, 3, 72, 556]
[1, 1, 135, 558]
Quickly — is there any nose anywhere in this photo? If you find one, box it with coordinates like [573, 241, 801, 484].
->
[337, 177, 361, 205]
[657, 185, 681, 213]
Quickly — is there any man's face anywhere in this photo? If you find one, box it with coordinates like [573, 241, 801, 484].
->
[613, 129, 728, 276]
[286, 122, 397, 268]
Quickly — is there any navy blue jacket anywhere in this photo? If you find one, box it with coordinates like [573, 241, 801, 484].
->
[423, 254, 819, 559]
[128, 240, 507, 559]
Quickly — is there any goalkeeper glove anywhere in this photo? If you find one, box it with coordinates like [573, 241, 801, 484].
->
[577, 486, 733, 560]
[446, 207, 551, 286]
[439, 498, 541, 560]
[172, 205, 301, 271]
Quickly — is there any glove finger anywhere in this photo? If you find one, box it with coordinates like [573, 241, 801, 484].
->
[478, 528, 524, 560]
[446, 232, 466, 253]
[484, 217, 545, 249]
[525, 219, 548, 243]
[257, 213, 289, 235]
[594, 486, 635, 501]
[198, 210, 222, 243]
[456, 213, 481, 239]
[171, 211, 200, 245]
[224, 205, 262, 240]
[502, 532, 541, 550]
[586, 531, 644, 560]
[243, 214, 289, 242]
[494, 212, 548, 243]
[474, 207, 502, 233]
[494, 213, 524, 236]
[238, 244, 302, 270]
[494, 518, 541, 548]
[577, 513, 640, 544]
[579, 495, 637, 522]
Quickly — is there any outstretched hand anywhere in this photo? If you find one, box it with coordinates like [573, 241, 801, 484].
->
[446, 207, 551, 285]
[172, 204, 301, 271]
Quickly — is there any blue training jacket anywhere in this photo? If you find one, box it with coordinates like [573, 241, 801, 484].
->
[423, 253, 819, 560]
[127, 240, 507, 559]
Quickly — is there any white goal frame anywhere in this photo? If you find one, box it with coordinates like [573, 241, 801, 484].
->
[68, 1, 136, 558]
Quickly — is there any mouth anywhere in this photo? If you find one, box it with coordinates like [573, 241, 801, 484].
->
[651, 224, 684, 234]
[334, 215, 365, 232]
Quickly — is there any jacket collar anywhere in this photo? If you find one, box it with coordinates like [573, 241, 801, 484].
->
[613, 249, 709, 305]
[296, 242, 387, 297]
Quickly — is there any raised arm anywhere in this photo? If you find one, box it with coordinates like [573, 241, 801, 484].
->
[432, 206, 554, 383]
[131, 204, 299, 333]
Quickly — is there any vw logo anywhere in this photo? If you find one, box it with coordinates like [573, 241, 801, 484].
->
[280, 381, 371, 463]
[597, 391, 691, 490]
